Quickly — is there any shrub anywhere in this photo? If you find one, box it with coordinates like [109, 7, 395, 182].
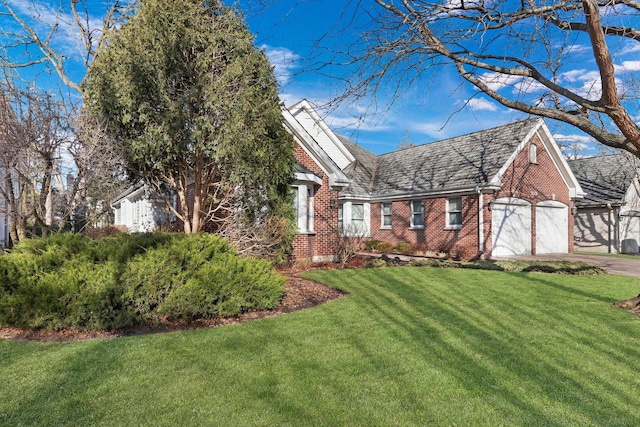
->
[122, 234, 284, 322]
[452, 244, 477, 261]
[364, 258, 388, 268]
[364, 240, 382, 251]
[394, 242, 413, 255]
[83, 225, 127, 239]
[0, 232, 285, 330]
[376, 241, 395, 253]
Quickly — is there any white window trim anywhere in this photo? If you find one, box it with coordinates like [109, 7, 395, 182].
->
[381, 202, 392, 229]
[340, 201, 371, 237]
[445, 197, 463, 230]
[293, 184, 315, 234]
[410, 200, 424, 229]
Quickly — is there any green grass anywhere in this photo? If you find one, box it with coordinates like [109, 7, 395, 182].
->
[2, 267, 640, 426]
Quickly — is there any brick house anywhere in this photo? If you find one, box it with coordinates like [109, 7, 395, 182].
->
[568, 153, 640, 254]
[112, 100, 584, 260]
[334, 117, 584, 258]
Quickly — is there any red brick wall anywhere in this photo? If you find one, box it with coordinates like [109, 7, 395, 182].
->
[487, 134, 574, 254]
[371, 196, 481, 256]
[291, 144, 341, 261]
[369, 133, 574, 257]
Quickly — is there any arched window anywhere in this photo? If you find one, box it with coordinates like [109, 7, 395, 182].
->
[529, 144, 538, 164]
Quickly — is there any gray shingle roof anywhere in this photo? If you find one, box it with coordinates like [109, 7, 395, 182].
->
[568, 153, 638, 206]
[340, 119, 540, 197]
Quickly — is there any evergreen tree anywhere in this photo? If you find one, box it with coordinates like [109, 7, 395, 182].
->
[84, 0, 294, 236]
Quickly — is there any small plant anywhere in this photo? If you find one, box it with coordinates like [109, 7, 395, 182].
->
[376, 241, 394, 253]
[364, 240, 383, 251]
[452, 244, 477, 261]
[394, 242, 413, 255]
[365, 258, 388, 268]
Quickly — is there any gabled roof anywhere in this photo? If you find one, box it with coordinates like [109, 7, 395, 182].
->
[340, 118, 582, 200]
[374, 120, 538, 196]
[111, 181, 145, 206]
[282, 101, 350, 190]
[568, 153, 639, 206]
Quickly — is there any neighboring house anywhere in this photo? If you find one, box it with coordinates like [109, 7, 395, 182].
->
[111, 182, 173, 233]
[568, 154, 640, 254]
[336, 118, 584, 258]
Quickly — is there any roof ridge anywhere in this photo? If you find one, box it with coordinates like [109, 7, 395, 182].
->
[377, 118, 538, 158]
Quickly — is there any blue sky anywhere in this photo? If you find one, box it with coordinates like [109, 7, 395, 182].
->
[2, 0, 638, 157]
[237, 0, 640, 157]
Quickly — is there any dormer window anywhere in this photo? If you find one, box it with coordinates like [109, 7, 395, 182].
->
[529, 144, 538, 164]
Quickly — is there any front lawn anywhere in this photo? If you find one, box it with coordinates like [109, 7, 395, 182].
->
[2, 267, 640, 426]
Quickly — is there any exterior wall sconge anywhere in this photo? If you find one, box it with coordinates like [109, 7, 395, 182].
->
[571, 206, 578, 216]
[330, 197, 336, 209]
[487, 201, 494, 211]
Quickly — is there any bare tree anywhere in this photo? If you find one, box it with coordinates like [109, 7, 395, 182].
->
[0, 74, 126, 243]
[0, 0, 136, 92]
[0, 1, 132, 243]
[339, 0, 640, 158]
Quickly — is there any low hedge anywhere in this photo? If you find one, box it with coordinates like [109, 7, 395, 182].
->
[0, 233, 285, 330]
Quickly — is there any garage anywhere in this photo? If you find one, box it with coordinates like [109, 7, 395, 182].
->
[535, 201, 569, 254]
[491, 198, 531, 256]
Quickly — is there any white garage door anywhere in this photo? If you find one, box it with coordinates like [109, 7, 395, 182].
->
[492, 198, 531, 256]
[536, 201, 568, 254]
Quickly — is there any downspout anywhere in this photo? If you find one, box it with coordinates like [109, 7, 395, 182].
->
[476, 186, 484, 255]
[607, 203, 613, 253]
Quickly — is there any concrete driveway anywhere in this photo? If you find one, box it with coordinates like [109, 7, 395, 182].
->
[494, 254, 640, 278]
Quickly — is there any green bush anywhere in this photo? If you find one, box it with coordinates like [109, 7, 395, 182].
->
[0, 232, 285, 330]
[394, 242, 413, 255]
[376, 241, 395, 253]
[122, 235, 283, 322]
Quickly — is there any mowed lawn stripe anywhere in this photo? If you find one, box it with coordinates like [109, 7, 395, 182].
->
[1, 267, 639, 426]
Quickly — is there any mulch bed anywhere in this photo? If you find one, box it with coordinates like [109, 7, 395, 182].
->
[0, 275, 347, 343]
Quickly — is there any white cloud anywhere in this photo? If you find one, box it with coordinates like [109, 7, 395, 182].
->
[513, 78, 547, 94]
[553, 133, 597, 159]
[6, 0, 104, 57]
[553, 133, 596, 144]
[478, 72, 522, 91]
[615, 61, 640, 72]
[261, 45, 301, 86]
[465, 98, 498, 112]
[560, 69, 600, 83]
[621, 40, 640, 55]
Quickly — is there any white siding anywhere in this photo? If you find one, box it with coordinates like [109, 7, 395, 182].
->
[292, 109, 352, 170]
[113, 193, 159, 233]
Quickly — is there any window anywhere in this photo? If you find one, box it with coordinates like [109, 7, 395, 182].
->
[381, 203, 392, 228]
[292, 184, 314, 233]
[292, 188, 299, 223]
[411, 200, 424, 228]
[447, 197, 463, 228]
[339, 201, 371, 237]
[529, 144, 537, 164]
[352, 203, 365, 234]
